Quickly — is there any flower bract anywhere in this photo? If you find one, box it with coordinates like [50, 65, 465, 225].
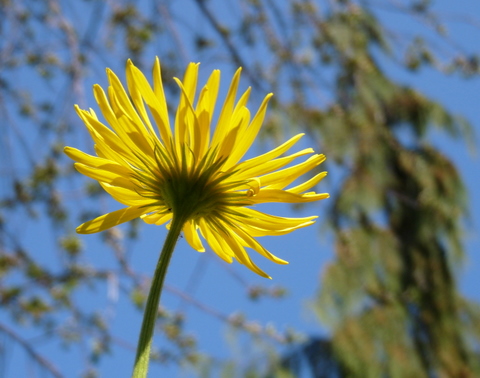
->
[65, 58, 329, 278]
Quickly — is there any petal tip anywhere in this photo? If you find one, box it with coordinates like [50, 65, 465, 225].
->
[76, 224, 88, 234]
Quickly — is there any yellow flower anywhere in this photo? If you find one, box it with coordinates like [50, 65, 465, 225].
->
[65, 58, 328, 278]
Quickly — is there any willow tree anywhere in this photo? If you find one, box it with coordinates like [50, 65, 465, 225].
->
[272, 2, 480, 377]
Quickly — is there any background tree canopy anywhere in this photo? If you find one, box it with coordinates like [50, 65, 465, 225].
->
[0, 0, 479, 377]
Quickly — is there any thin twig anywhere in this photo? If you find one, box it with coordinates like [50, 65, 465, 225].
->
[0, 322, 64, 378]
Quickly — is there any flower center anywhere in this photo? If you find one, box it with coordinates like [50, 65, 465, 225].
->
[133, 143, 249, 223]
[160, 169, 224, 220]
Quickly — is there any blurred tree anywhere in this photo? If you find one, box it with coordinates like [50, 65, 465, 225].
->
[0, 0, 478, 377]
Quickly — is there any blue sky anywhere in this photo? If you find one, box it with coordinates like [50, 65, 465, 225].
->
[1, 1, 479, 377]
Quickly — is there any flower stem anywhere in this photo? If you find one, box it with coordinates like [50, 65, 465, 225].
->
[132, 215, 185, 378]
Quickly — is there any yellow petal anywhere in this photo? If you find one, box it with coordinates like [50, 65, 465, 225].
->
[219, 227, 271, 278]
[115, 113, 154, 153]
[75, 105, 133, 163]
[106, 68, 144, 128]
[77, 205, 147, 234]
[173, 77, 201, 160]
[235, 133, 304, 172]
[153, 58, 170, 124]
[218, 107, 250, 163]
[130, 60, 173, 144]
[288, 171, 328, 194]
[236, 148, 314, 181]
[74, 163, 137, 190]
[231, 225, 288, 265]
[260, 154, 326, 189]
[251, 189, 330, 204]
[196, 71, 220, 118]
[92, 85, 124, 135]
[237, 218, 316, 236]
[211, 68, 242, 148]
[183, 220, 205, 252]
[224, 93, 273, 167]
[203, 218, 271, 277]
[64, 146, 101, 165]
[234, 224, 296, 237]
[198, 219, 234, 263]
[141, 212, 172, 225]
[126, 60, 157, 137]
[234, 207, 317, 231]
[174, 63, 199, 147]
[106, 71, 154, 154]
[195, 70, 220, 158]
[99, 182, 151, 206]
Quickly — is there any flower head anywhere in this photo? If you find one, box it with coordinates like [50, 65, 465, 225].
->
[65, 58, 328, 278]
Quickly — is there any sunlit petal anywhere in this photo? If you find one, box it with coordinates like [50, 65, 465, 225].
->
[77, 206, 147, 234]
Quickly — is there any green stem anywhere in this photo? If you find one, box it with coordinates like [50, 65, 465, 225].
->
[132, 215, 185, 378]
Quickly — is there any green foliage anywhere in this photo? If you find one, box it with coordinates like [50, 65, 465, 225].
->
[279, 2, 479, 377]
